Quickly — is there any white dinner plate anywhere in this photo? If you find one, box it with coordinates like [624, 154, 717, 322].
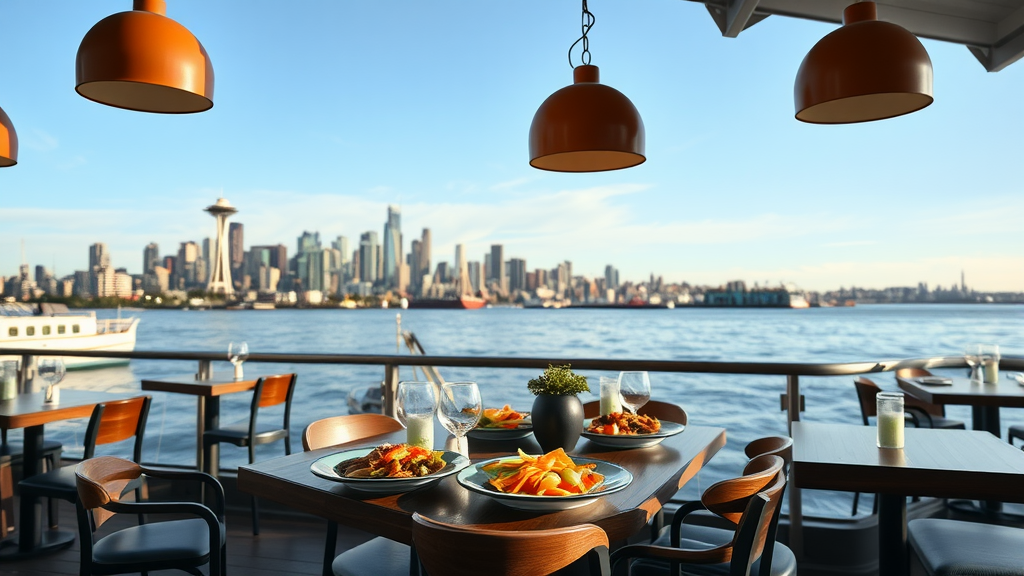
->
[310, 448, 469, 494]
[456, 455, 632, 511]
[580, 420, 686, 449]
[917, 376, 953, 386]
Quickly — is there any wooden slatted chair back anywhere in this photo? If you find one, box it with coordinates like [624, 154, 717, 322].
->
[256, 374, 296, 408]
[302, 414, 404, 451]
[83, 396, 152, 461]
[582, 399, 688, 425]
[854, 377, 883, 423]
[701, 454, 783, 525]
[743, 436, 792, 464]
[732, 470, 787, 576]
[75, 456, 142, 528]
[412, 513, 610, 576]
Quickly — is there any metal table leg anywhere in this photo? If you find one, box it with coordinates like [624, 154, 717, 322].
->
[877, 493, 908, 576]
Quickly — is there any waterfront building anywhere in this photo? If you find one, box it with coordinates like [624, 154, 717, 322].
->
[455, 244, 467, 276]
[73, 270, 91, 298]
[177, 241, 200, 288]
[204, 197, 238, 297]
[93, 265, 116, 298]
[489, 245, 504, 285]
[509, 258, 526, 292]
[295, 232, 323, 291]
[605, 264, 619, 290]
[144, 243, 159, 274]
[359, 231, 379, 284]
[382, 205, 402, 289]
[229, 222, 244, 277]
[467, 261, 482, 294]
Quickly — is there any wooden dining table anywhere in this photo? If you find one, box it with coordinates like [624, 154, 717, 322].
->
[897, 374, 1024, 437]
[791, 421, 1024, 576]
[0, 389, 132, 558]
[237, 424, 726, 545]
[141, 372, 259, 477]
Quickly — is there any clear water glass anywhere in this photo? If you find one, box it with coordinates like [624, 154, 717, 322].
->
[964, 344, 982, 382]
[397, 381, 438, 450]
[228, 342, 249, 379]
[618, 371, 651, 414]
[438, 382, 481, 456]
[979, 344, 1000, 384]
[38, 358, 65, 404]
[876, 392, 905, 449]
[599, 376, 622, 415]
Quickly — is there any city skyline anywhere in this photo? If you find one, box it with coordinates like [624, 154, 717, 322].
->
[0, 3, 1021, 292]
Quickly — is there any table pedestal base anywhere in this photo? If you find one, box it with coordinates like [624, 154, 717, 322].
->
[878, 494, 908, 576]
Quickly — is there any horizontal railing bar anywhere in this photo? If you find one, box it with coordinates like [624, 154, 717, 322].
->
[2, 348, 1020, 376]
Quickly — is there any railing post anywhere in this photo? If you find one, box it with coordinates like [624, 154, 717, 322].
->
[18, 354, 35, 394]
[785, 373, 804, 561]
[382, 364, 400, 418]
[197, 360, 212, 381]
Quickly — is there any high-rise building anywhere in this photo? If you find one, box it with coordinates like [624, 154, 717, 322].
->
[467, 261, 483, 293]
[295, 232, 323, 291]
[178, 241, 199, 287]
[359, 231, 379, 284]
[409, 240, 422, 289]
[382, 205, 402, 288]
[419, 229, 431, 279]
[604, 265, 619, 290]
[144, 243, 160, 274]
[229, 222, 244, 270]
[509, 258, 527, 292]
[489, 245, 505, 285]
[455, 244, 467, 276]
[89, 243, 110, 270]
[205, 198, 238, 296]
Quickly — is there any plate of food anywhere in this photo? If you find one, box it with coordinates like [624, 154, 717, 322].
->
[466, 405, 533, 440]
[580, 413, 685, 449]
[456, 448, 632, 511]
[310, 443, 469, 493]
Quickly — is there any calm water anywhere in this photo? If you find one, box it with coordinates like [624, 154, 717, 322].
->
[43, 304, 1024, 517]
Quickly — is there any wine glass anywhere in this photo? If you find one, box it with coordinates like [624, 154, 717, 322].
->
[397, 381, 438, 450]
[38, 358, 65, 402]
[228, 342, 249, 380]
[964, 344, 982, 382]
[437, 382, 481, 456]
[618, 371, 651, 414]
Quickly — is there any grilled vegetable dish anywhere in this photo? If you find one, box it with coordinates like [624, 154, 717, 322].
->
[482, 448, 604, 496]
[334, 443, 446, 478]
[476, 405, 529, 429]
[586, 412, 661, 435]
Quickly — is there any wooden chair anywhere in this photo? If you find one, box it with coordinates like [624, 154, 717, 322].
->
[610, 454, 788, 576]
[582, 399, 688, 425]
[75, 456, 226, 576]
[302, 414, 413, 576]
[412, 512, 611, 576]
[19, 396, 151, 529]
[908, 518, 1024, 576]
[852, 377, 964, 515]
[203, 373, 297, 535]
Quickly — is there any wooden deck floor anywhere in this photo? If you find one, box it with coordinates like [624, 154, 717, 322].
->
[1, 498, 375, 576]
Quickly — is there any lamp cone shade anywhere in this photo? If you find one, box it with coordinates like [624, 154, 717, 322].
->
[794, 1, 932, 124]
[76, 0, 214, 114]
[0, 105, 17, 167]
[529, 65, 645, 172]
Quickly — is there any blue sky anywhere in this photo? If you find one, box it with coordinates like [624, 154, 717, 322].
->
[1, 1, 1021, 292]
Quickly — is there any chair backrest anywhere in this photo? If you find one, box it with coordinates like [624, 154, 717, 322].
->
[83, 396, 152, 461]
[412, 513, 610, 576]
[895, 368, 932, 381]
[743, 436, 792, 470]
[701, 454, 783, 525]
[249, 373, 298, 433]
[302, 414, 404, 451]
[582, 399, 688, 425]
[75, 456, 144, 529]
[853, 377, 881, 424]
[728, 470, 787, 576]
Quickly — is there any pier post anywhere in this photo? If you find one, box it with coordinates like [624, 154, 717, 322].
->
[383, 364, 400, 418]
[785, 374, 804, 561]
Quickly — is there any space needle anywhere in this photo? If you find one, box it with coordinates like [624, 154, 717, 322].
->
[205, 197, 237, 296]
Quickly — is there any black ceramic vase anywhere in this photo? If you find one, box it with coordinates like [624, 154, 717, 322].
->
[531, 394, 584, 452]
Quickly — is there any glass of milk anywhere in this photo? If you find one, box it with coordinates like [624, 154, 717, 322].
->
[979, 344, 1001, 384]
[397, 381, 438, 450]
[876, 392, 905, 449]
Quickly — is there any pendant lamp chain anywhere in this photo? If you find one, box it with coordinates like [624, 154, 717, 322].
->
[567, 0, 596, 68]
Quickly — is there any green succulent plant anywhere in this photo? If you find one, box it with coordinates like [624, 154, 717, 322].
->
[527, 364, 590, 396]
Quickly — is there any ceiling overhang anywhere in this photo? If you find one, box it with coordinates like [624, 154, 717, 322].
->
[687, 0, 1024, 72]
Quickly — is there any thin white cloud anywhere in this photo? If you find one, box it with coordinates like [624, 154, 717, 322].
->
[23, 129, 59, 152]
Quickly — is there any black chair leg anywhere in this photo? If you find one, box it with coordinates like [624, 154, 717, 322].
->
[323, 520, 338, 576]
[852, 492, 860, 516]
[251, 494, 260, 536]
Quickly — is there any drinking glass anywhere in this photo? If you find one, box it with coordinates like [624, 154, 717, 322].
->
[964, 344, 982, 382]
[397, 381, 438, 450]
[618, 371, 651, 414]
[228, 342, 249, 380]
[438, 382, 481, 456]
[876, 392, 905, 449]
[38, 358, 65, 404]
[979, 344, 1000, 384]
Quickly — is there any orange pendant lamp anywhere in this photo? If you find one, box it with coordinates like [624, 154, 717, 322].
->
[0, 105, 16, 167]
[529, 1, 645, 172]
[794, 1, 932, 124]
[76, 0, 214, 114]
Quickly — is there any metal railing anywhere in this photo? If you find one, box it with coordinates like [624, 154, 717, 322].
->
[3, 346, 1022, 559]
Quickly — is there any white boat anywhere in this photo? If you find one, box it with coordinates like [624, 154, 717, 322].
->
[0, 302, 139, 369]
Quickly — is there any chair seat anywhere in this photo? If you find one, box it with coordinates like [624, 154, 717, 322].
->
[1008, 425, 1024, 443]
[93, 518, 222, 566]
[203, 424, 289, 447]
[332, 537, 411, 576]
[920, 415, 966, 430]
[0, 439, 63, 462]
[909, 519, 1024, 576]
[629, 533, 797, 576]
[18, 465, 78, 501]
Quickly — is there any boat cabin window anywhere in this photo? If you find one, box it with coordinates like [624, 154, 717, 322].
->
[7, 327, 15, 337]
[57, 325, 66, 334]
[72, 324, 80, 334]
[42, 326, 51, 335]
[26, 326, 35, 336]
